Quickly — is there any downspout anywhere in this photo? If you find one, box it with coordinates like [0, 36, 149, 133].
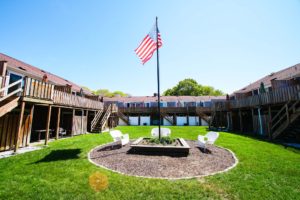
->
[258, 107, 263, 135]
[226, 112, 230, 131]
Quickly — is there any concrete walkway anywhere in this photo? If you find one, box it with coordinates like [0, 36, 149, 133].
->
[0, 146, 43, 159]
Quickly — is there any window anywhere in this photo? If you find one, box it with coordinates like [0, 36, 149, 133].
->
[252, 90, 259, 95]
[7, 71, 24, 94]
[268, 87, 272, 92]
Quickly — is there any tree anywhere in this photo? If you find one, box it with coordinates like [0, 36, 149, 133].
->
[81, 86, 92, 92]
[94, 89, 112, 97]
[112, 91, 128, 97]
[82, 86, 129, 97]
[163, 78, 224, 96]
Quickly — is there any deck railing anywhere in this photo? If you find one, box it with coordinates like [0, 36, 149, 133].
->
[23, 77, 55, 100]
[23, 77, 103, 110]
[0, 76, 3, 90]
[0, 78, 23, 102]
[119, 106, 211, 114]
[211, 101, 229, 111]
[53, 90, 103, 109]
[229, 85, 300, 109]
[111, 103, 118, 113]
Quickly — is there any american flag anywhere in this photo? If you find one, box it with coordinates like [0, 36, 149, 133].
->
[135, 24, 162, 64]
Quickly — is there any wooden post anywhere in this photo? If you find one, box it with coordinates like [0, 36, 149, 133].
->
[14, 101, 25, 152]
[0, 61, 7, 96]
[199, 116, 201, 126]
[22, 76, 28, 96]
[81, 109, 84, 134]
[239, 109, 243, 132]
[45, 105, 52, 145]
[55, 107, 61, 140]
[186, 107, 189, 126]
[173, 114, 176, 126]
[251, 109, 255, 134]
[0, 61, 7, 87]
[71, 109, 75, 137]
[138, 115, 141, 126]
[26, 104, 34, 146]
[268, 106, 272, 140]
[229, 111, 233, 131]
[285, 104, 289, 123]
[86, 110, 89, 134]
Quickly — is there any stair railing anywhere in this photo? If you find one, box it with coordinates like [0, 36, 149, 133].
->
[100, 104, 112, 131]
[271, 100, 300, 138]
[0, 78, 23, 102]
[196, 107, 210, 123]
[160, 110, 174, 125]
[271, 88, 300, 133]
[91, 108, 104, 131]
[117, 111, 129, 124]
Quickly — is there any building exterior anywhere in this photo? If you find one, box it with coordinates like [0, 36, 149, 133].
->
[0, 53, 116, 152]
[232, 64, 300, 99]
[211, 63, 300, 142]
[1, 52, 299, 153]
[104, 96, 226, 126]
[105, 63, 300, 143]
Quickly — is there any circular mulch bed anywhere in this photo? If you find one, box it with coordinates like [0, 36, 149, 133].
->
[88, 140, 238, 179]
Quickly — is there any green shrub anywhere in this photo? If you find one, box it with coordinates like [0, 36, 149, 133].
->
[149, 136, 176, 145]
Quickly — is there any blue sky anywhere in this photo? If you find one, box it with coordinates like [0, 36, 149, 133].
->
[1, 0, 300, 95]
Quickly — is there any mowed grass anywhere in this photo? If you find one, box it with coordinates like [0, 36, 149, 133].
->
[0, 126, 299, 200]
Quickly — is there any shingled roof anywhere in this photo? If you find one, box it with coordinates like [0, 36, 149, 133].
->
[234, 63, 300, 94]
[0, 53, 93, 95]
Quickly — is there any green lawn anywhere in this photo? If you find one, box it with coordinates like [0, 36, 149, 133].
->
[0, 126, 299, 200]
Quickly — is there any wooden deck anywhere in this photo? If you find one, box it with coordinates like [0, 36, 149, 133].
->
[53, 90, 103, 110]
[22, 77, 104, 110]
[212, 85, 300, 110]
[119, 106, 211, 114]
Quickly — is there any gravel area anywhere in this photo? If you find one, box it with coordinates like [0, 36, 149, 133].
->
[89, 140, 237, 179]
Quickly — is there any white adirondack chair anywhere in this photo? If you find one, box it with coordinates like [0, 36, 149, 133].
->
[109, 130, 129, 146]
[151, 128, 171, 137]
[197, 131, 219, 150]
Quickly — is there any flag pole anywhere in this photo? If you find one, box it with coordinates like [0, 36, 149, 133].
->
[156, 16, 161, 140]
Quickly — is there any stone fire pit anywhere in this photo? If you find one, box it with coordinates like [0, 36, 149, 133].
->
[130, 137, 190, 155]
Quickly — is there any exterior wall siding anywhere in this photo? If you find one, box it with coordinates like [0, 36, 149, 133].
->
[176, 116, 187, 126]
[189, 116, 199, 126]
[140, 116, 150, 126]
[129, 117, 139, 125]
[163, 118, 172, 126]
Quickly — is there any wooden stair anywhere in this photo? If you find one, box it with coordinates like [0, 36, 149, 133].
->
[117, 111, 130, 125]
[282, 117, 300, 143]
[209, 112, 216, 128]
[100, 106, 111, 131]
[196, 108, 210, 124]
[90, 108, 104, 132]
[0, 96, 20, 118]
[160, 110, 174, 125]
[91, 104, 112, 133]
[271, 100, 300, 139]
[0, 79, 23, 118]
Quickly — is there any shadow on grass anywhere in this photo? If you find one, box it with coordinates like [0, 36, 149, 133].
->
[33, 149, 81, 164]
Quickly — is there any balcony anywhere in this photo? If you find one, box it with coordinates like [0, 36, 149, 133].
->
[230, 85, 300, 109]
[22, 77, 103, 110]
[119, 106, 211, 114]
[211, 85, 300, 111]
